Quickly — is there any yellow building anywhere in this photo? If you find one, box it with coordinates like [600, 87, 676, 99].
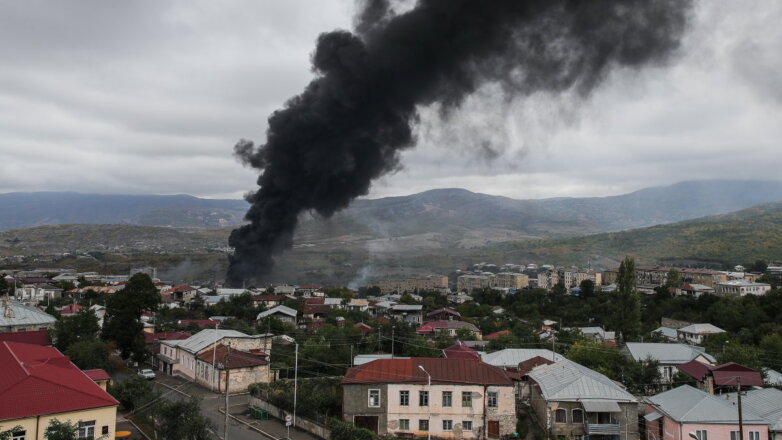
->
[375, 276, 449, 294]
[0, 341, 118, 440]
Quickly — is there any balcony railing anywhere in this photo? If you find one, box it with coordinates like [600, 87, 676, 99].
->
[585, 422, 621, 436]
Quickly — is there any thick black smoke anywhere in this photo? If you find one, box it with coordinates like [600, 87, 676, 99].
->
[227, 0, 692, 286]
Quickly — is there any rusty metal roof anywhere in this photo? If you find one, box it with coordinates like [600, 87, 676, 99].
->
[342, 358, 512, 386]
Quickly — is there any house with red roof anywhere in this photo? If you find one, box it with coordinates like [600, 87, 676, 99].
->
[0, 341, 118, 439]
[355, 322, 373, 335]
[416, 320, 482, 339]
[195, 344, 271, 393]
[341, 358, 516, 438]
[426, 307, 462, 321]
[161, 285, 199, 305]
[485, 330, 511, 340]
[677, 361, 764, 394]
[442, 341, 480, 360]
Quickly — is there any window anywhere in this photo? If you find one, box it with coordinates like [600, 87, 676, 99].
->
[663, 366, 673, 380]
[368, 389, 381, 407]
[442, 391, 453, 407]
[443, 420, 453, 431]
[419, 390, 429, 406]
[419, 420, 429, 431]
[400, 390, 409, 406]
[572, 409, 584, 424]
[462, 391, 472, 407]
[462, 421, 473, 431]
[11, 431, 25, 440]
[731, 431, 740, 440]
[487, 391, 498, 408]
[101, 426, 109, 436]
[399, 419, 410, 430]
[695, 430, 708, 440]
[750, 432, 760, 440]
[78, 421, 95, 439]
[555, 408, 567, 423]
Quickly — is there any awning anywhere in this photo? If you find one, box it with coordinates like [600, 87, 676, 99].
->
[581, 400, 621, 413]
[644, 412, 663, 422]
[156, 353, 179, 364]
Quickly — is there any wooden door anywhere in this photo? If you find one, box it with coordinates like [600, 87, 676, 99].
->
[488, 420, 500, 438]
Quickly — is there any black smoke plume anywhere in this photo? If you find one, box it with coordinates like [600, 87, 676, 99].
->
[227, 0, 692, 286]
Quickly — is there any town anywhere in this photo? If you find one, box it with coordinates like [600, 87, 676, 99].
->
[2, 258, 781, 440]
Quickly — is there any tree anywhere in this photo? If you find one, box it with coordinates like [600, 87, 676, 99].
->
[156, 398, 213, 440]
[102, 273, 159, 360]
[611, 257, 641, 341]
[0, 277, 9, 296]
[110, 375, 156, 412]
[665, 269, 682, 289]
[44, 420, 78, 440]
[66, 339, 111, 371]
[53, 309, 100, 352]
[579, 279, 595, 297]
[0, 426, 24, 440]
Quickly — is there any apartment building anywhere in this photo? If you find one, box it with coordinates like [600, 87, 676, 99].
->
[374, 276, 449, 294]
[714, 280, 772, 296]
[604, 266, 728, 288]
[457, 272, 529, 292]
[341, 358, 517, 439]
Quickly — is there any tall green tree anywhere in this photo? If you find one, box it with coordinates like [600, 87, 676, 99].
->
[66, 339, 111, 371]
[102, 273, 159, 360]
[44, 420, 78, 440]
[156, 398, 213, 440]
[53, 309, 100, 351]
[665, 269, 682, 289]
[611, 257, 641, 341]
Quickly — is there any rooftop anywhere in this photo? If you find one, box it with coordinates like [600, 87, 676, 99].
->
[257, 305, 297, 319]
[678, 323, 726, 335]
[0, 342, 118, 421]
[442, 342, 480, 360]
[724, 388, 782, 431]
[162, 329, 249, 353]
[647, 385, 765, 424]
[0, 300, 57, 328]
[0, 330, 51, 346]
[196, 344, 268, 369]
[342, 358, 512, 386]
[480, 348, 561, 367]
[624, 343, 716, 364]
[527, 359, 636, 403]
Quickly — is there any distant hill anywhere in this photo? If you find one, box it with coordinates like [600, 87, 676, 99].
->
[0, 192, 248, 230]
[480, 201, 782, 269]
[2, 180, 782, 245]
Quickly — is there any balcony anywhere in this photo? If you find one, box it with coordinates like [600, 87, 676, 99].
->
[585, 423, 621, 436]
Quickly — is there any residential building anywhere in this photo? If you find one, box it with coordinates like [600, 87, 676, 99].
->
[157, 329, 272, 386]
[559, 269, 602, 288]
[341, 358, 517, 438]
[676, 323, 726, 345]
[0, 299, 57, 333]
[715, 280, 772, 296]
[0, 330, 51, 346]
[426, 307, 461, 321]
[417, 321, 482, 339]
[677, 284, 715, 297]
[527, 359, 639, 440]
[724, 388, 782, 440]
[447, 294, 473, 304]
[570, 327, 616, 344]
[652, 327, 679, 342]
[480, 349, 561, 368]
[0, 342, 119, 440]
[161, 285, 200, 305]
[643, 385, 768, 440]
[494, 273, 530, 290]
[14, 282, 63, 304]
[194, 344, 271, 392]
[256, 305, 298, 324]
[623, 343, 716, 382]
[457, 273, 530, 292]
[374, 276, 449, 294]
[604, 266, 728, 288]
[252, 295, 286, 308]
[677, 361, 764, 394]
[457, 274, 493, 292]
[536, 269, 560, 290]
[442, 342, 481, 360]
[387, 304, 424, 324]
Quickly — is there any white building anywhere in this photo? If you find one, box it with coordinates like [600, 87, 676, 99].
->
[715, 280, 771, 296]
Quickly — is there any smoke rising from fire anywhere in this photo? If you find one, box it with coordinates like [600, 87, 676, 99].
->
[227, 0, 692, 286]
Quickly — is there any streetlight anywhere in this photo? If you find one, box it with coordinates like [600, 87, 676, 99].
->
[418, 365, 431, 440]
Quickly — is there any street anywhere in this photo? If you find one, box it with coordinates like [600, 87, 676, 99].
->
[151, 373, 319, 440]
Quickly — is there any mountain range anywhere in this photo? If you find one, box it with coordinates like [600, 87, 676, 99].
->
[3, 180, 782, 242]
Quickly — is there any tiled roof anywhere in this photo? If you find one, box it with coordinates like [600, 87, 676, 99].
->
[342, 358, 512, 386]
[0, 330, 51, 346]
[0, 342, 118, 421]
[485, 330, 511, 340]
[527, 359, 636, 402]
[0, 300, 57, 328]
[647, 385, 765, 424]
[480, 349, 561, 367]
[624, 343, 716, 364]
[196, 344, 268, 369]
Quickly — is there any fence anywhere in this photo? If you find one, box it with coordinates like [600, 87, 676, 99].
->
[248, 396, 332, 440]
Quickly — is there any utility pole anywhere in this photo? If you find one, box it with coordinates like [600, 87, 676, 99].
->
[737, 377, 744, 440]
[224, 344, 231, 440]
[293, 342, 299, 428]
[391, 326, 395, 356]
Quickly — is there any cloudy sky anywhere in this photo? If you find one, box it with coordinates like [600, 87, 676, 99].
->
[1, 0, 780, 201]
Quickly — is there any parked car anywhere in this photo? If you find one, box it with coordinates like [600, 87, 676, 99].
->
[137, 368, 156, 380]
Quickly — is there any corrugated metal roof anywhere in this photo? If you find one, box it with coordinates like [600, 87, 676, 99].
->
[165, 329, 248, 353]
[481, 349, 561, 367]
[646, 385, 765, 424]
[257, 305, 297, 319]
[678, 323, 725, 335]
[0, 300, 57, 327]
[581, 399, 621, 412]
[527, 359, 636, 402]
[652, 327, 678, 339]
[724, 388, 782, 431]
[625, 343, 716, 364]
[342, 358, 512, 386]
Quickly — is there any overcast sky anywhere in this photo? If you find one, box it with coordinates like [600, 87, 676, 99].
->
[1, 0, 780, 200]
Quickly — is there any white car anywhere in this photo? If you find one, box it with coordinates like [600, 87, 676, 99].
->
[137, 368, 156, 380]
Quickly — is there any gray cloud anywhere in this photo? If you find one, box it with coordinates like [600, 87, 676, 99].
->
[0, 0, 780, 200]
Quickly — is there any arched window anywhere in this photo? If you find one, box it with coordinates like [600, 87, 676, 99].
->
[555, 408, 567, 423]
[572, 409, 584, 424]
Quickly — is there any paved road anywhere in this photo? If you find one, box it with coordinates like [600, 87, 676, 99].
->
[152, 374, 318, 440]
